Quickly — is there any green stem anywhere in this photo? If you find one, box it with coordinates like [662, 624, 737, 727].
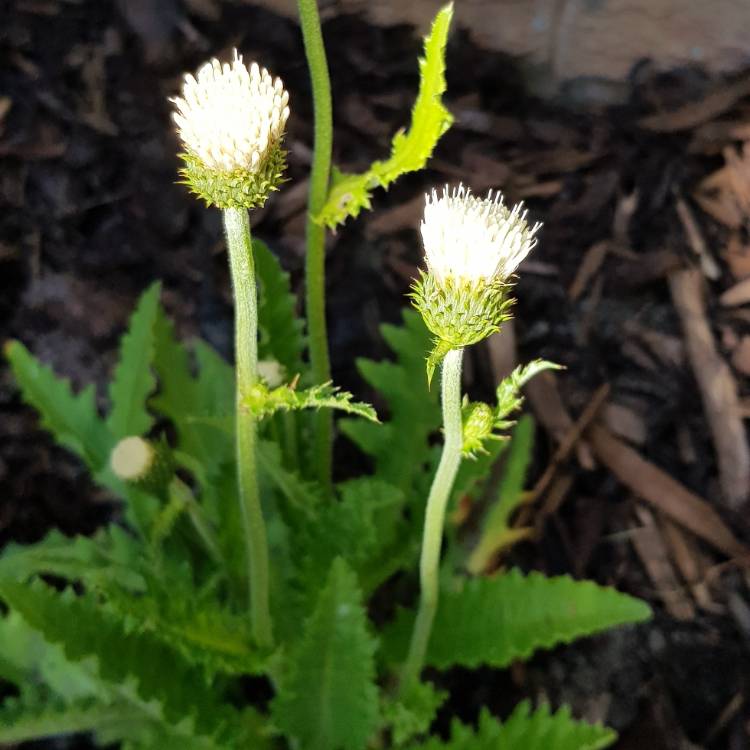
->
[223, 207, 273, 649]
[298, 0, 334, 489]
[401, 348, 464, 691]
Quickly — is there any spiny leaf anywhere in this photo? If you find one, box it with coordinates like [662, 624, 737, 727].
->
[467, 415, 535, 573]
[292, 478, 403, 598]
[383, 569, 652, 670]
[383, 680, 447, 746]
[244, 380, 378, 422]
[254, 238, 305, 377]
[496, 359, 562, 423]
[104, 579, 264, 677]
[0, 577, 241, 741]
[271, 558, 379, 750]
[0, 696, 143, 745]
[107, 282, 161, 440]
[315, 5, 453, 228]
[0, 526, 145, 591]
[151, 305, 234, 475]
[5, 340, 112, 470]
[341, 309, 440, 497]
[407, 703, 616, 750]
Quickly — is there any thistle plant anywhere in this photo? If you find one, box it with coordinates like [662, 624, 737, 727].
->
[402, 184, 547, 691]
[0, 5, 652, 750]
[171, 50, 292, 647]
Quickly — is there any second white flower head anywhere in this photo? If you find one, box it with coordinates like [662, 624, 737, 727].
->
[421, 184, 541, 286]
[172, 50, 290, 174]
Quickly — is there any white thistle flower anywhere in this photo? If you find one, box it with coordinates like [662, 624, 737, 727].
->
[420, 184, 541, 286]
[171, 50, 290, 174]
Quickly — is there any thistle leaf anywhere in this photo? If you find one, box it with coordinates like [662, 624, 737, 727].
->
[107, 282, 161, 440]
[0, 577, 243, 741]
[272, 558, 379, 750]
[254, 238, 306, 377]
[5, 340, 112, 471]
[407, 703, 616, 750]
[0, 696, 143, 745]
[243, 381, 378, 422]
[383, 569, 651, 669]
[496, 359, 561, 422]
[315, 5, 453, 228]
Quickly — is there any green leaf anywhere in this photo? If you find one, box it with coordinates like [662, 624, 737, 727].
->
[292, 478, 404, 597]
[383, 569, 652, 670]
[467, 415, 535, 573]
[0, 527, 145, 591]
[104, 578, 263, 677]
[315, 4, 453, 228]
[272, 559, 379, 750]
[496, 359, 561, 423]
[5, 340, 112, 470]
[107, 282, 161, 440]
[0, 696, 143, 745]
[254, 238, 306, 377]
[151, 306, 234, 476]
[408, 703, 616, 750]
[244, 381, 378, 422]
[0, 578, 243, 742]
[341, 310, 440, 497]
[383, 680, 447, 746]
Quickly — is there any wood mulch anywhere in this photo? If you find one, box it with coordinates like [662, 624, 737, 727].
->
[2, 1, 750, 747]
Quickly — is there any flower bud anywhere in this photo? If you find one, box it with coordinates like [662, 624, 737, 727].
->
[171, 51, 290, 209]
[110, 436, 175, 498]
[461, 401, 497, 458]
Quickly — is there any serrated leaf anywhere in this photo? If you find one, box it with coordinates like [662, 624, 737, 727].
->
[0, 696, 143, 745]
[272, 558, 379, 750]
[408, 703, 616, 750]
[0, 527, 145, 591]
[107, 282, 161, 440]
[341, 310, 440, 497]
[0, 578, 243, 742]
[383, 680, 447, 746]
[151, 306, 234, 475]
[254, 238, 305, 377]
[5, 340, 112, 470]
[383, 569, 652, 670]
[244, 380, 378, 422]
[496, 359, 561, 423]
[315, 5, 453, 228]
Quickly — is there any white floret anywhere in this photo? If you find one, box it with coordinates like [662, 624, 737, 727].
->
[171, 50, 290, 173]
[420, 184, 541, 285]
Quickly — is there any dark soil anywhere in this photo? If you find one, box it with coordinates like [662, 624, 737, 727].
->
[2, 1, 750, 748]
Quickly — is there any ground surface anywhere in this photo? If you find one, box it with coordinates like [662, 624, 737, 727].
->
[2, 1, 750, 748]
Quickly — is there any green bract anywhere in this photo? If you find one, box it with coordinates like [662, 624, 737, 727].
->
[179, 146, 287, 209]
[411, 270, 514, 382]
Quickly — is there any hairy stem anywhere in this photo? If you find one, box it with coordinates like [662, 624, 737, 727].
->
[401, 348, 464, 690]
[298, 0, 334, 489]
[223, 207, 273, 648]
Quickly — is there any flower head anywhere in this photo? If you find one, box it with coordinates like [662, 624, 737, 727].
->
[411, 184, 542, 383]
[171, 51, 290, 208]
[421, 184, 540, 286]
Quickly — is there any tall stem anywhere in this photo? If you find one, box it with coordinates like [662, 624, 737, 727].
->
[401, 348, 464, 690]
[298, 0, 334, 488]
[223, 207, 273, 649]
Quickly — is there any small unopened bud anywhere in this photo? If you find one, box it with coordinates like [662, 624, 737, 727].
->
[462, 401, 497, 458]
[110, 436, 174, 498]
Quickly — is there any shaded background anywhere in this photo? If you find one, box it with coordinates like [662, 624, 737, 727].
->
[2, 0, 750, 747]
